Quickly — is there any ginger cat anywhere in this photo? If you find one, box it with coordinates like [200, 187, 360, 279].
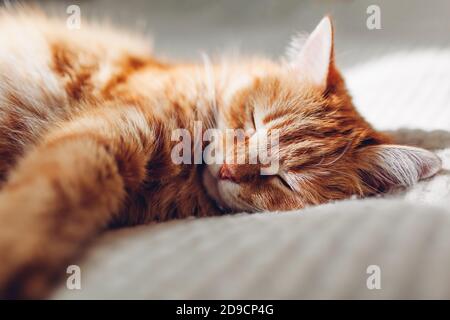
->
[0, 9, 441, 298]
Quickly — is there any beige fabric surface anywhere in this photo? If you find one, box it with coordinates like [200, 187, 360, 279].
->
[52, 50, 450, 299]
[53, 199, 450, 299]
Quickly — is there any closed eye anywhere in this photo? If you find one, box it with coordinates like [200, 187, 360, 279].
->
[251, 112, 257, 129]
[276, 175, 293, 191]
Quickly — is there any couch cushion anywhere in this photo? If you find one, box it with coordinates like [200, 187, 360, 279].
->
[52, 198, 450, 299]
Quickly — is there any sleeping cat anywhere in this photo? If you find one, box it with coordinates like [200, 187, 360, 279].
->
[0, 10, 441, 298]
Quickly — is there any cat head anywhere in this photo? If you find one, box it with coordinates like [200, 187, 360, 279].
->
[203, 17, 441, 212]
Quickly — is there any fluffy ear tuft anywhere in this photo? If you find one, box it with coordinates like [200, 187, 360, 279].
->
[287, 16, 334, 89]
[357, 145, 441, 191]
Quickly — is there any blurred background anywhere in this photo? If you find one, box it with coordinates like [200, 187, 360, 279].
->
[11, 0, 450, 70]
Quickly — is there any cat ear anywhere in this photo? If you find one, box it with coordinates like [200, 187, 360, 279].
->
[287, 16, 335, 89]
[357, 145, 441, 191]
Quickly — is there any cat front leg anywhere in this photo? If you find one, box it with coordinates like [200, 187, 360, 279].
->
[0, 106, 155, 299]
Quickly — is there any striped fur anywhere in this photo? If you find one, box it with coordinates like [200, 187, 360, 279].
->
[0, 11, 440, 298]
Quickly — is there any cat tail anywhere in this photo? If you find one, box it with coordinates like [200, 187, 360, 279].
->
[0, 105, 154, 298]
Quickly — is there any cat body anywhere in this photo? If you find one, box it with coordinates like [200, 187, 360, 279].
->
[0, 10, 440, 298]
[0, 12, 225, 223]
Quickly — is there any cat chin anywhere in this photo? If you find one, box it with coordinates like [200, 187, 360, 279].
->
[202, 166, 246, 212]
[202, 167, 229, 210]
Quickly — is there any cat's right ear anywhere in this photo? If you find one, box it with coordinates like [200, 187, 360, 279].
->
[287, 16, 334, 88]
[286, 16, 337, 90]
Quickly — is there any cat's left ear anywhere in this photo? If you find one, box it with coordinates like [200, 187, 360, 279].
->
[356, 144, 442, 191]
[286, 16, 337, 90]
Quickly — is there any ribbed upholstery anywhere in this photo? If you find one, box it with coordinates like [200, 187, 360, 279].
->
[53, 199, 450, 299]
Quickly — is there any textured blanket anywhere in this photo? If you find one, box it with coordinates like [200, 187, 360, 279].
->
[52, 50, 450, 299]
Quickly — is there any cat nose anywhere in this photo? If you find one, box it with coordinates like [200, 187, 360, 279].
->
[218, 164, 237, 182]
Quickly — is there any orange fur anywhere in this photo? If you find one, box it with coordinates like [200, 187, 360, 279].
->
[0, 10, 440, 298]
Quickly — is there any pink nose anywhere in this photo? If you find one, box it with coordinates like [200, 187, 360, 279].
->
[218, 164, 235, 182]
